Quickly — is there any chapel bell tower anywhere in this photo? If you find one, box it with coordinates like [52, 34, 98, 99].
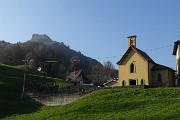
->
[128, 35, 137, 48]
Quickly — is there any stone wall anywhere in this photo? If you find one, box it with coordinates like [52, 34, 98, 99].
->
[28, 92, 83, 106]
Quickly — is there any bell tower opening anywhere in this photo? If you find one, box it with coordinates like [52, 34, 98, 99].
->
[128, 35, 137, 48]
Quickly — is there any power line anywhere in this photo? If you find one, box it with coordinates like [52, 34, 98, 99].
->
[145, 45, 173, 52]
[95, 44, 173, 60]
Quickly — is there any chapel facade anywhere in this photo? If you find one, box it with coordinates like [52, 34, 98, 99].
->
[117, 36, 175, 87]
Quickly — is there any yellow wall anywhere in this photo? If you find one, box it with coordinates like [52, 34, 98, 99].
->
[152, 69, 175, 87]
[118, 50, 150, 86]
[148, 62, 155, 85]
[152, 69, 168, 86]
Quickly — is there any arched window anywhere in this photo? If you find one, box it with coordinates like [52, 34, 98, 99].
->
[157, 73, 162, 83]
[122, 80, 125, 86]
[130, 63, 135, 73]
[141, 79, 144, 85]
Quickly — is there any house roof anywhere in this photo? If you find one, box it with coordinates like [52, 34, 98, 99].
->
[152, 64, 175, 71]
[103, 80, 118, 86]
[67, 70, 83, 82]
[173, 40, 180, 55]
[117, 46, 155, 65]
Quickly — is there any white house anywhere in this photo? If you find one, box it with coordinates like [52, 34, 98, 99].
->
[173, 40, 180, 86]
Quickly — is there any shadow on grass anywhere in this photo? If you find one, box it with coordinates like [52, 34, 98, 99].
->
[0, 99, 42, 119]
[0, 75, 42, 119]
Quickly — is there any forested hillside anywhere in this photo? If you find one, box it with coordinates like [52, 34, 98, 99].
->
[0, 34, 117, 85]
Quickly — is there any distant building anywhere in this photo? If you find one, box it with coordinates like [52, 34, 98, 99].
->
[173, 40, 180, 86]
[67, 70, 87, 87]
[103, 77, 119, 87]
[117, 35, 175, 87]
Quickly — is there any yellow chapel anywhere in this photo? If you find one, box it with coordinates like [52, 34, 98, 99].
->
[117, 35, 175, 87]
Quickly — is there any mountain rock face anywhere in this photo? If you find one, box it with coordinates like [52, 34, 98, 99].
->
[30, 34, 56, 45]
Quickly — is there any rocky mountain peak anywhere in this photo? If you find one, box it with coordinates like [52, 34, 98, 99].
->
[30, 34, 55, 45]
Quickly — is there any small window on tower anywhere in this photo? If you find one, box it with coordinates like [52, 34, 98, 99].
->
[130, 39, 133, 46]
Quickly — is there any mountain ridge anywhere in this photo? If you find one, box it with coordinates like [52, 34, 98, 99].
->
[0, 34, 105, 82]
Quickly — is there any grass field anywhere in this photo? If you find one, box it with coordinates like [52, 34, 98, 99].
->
[0, 64, 68, 119]
[1, 64, 180, 120]
[2, 88, 180, 120]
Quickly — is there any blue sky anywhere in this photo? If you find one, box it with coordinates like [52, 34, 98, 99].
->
[0, 0, 180, 69]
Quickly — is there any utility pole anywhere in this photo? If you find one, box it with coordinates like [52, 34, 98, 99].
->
[21, 59, 28, 98]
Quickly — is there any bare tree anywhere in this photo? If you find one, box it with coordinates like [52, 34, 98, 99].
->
[103, 60, 115, 69]
[103, 60, 117, 77]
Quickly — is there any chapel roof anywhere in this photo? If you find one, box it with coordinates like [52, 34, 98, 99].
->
[135, 48, 155, 63]
[152, 64, 175, 71]
[117, 46, 155, 65]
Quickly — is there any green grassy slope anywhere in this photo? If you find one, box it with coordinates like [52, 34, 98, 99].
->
[0, 64, 68, 119]
[3, 88, 180, 120]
